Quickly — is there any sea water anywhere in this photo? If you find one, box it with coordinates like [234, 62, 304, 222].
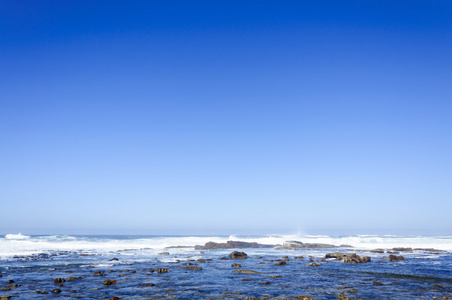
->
[0, 234, 451, 299]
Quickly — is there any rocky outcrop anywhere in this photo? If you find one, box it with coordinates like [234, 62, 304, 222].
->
[388, 255, 405, 261]
[371, 249, 385, 253]
[229, 251, 247, 260]
[276, 241, 339, 250]
[392, 247, 413, 252]
[195, 240, 275, 250]
[325, 252, 371, 263]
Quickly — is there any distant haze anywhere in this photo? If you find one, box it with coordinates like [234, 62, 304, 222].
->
[1, 1, 451, 235]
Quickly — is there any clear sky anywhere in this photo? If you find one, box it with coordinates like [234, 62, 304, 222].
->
[1, 1, 451, 235]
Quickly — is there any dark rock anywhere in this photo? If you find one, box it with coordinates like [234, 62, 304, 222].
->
[195, 240, 275, 250]
[220, 257, 229, 260]
[325, 252, 371, 263]
[109, 297, 120, 300]
[229, 251, 247, 260]
[307, 263, 321, 266]
[51, 289, 61, 294]
[108, 258, 119, 261]
[1, 287, 11, 291]
[93, 271, 106, 276]
[294, 256, 304, 259]
[159, 252, 169, 255]
[103, 279, 117, 286]
[274, 261, 287, 266]
[259, 281, 271, 285]
[373, 281, 384, 286]
[54, 278, 66, 284]
[231, 263, 242, 268]
[36, 290, 49, 294]
[197, 259, 206, 263]
[0, 296, 11, 300]
[234, 269, 262, 274]
[343, 254, 371, 264]
[6, 280, 14, 284]
[157, 268, 170, 273]
[388, 255, 405, 261]
[276, 240, 339, 250]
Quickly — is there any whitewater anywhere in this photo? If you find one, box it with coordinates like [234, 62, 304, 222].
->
[1, 233, 452, 259]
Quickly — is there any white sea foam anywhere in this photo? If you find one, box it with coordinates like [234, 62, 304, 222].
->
[5, 233, 30, 240]
[0, 234, 451, 259]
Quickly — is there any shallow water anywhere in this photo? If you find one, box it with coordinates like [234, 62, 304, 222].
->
[0, 235, 451, 299]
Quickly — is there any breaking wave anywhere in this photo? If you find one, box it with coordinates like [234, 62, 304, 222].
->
[1, 233, 451, 259]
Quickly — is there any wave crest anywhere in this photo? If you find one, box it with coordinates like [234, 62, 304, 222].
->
[5, 233, 31, 240]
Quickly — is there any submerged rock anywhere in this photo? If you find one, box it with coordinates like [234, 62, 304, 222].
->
[140, 283, 155, 287]
[229, 251, 248, 260]
[156, 268, 170, 273]
[103, 279, 117, 286]
[184, 267, 202, 271]
[233, 269, 263, 274]
[51, 289, 61, 294]
[274, 261, 287, 266]
[8, 284, 20, 289]
[195, 240, 275, 250]
[231, 263, 242, 268]
[54, 278, 66, 284]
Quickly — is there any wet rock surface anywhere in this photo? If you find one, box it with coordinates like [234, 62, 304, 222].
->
[325, 252, 371, 263]
[229, 251, 248, 260]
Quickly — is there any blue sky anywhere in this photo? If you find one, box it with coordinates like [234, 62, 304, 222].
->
[1, 1, 451, 235]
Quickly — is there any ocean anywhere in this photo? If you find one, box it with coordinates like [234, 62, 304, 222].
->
[1, 234, 451, 299]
